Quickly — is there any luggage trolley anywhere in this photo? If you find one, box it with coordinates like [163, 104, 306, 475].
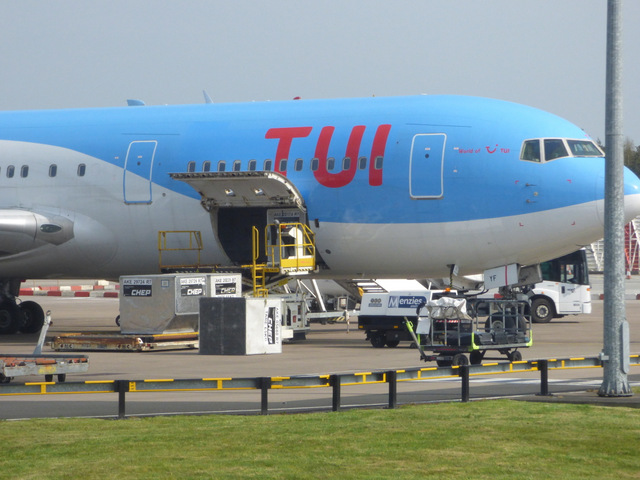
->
[405, 296, 532, 366]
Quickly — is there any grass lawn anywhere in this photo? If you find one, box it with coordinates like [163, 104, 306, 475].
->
[1, 400, 639, 479]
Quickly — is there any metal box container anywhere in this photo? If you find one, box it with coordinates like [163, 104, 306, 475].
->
[199, 296, 282, 355]
[119, 273, 241, 334]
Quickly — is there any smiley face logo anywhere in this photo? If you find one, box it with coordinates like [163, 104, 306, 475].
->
[486, 144, 498, 154]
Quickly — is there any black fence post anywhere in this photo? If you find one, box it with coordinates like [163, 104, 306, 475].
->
[387, 370, 397, 409]
[331, 374, 341, 412]
[115, 380, 130, 419]
[537, 360, 551, 396]
[459, 365, 470, 402]
[260, 377, 271, 415]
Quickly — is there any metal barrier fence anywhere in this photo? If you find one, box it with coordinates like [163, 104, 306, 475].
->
[1, 355, 639, 419]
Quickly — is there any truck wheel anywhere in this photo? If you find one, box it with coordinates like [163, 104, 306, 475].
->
[484, 316, 505, 332]
[370, 333, 386, 348]
[507, 350, 522, 362]
[531, 298, 554, 323]
[470, 350, 484, 365]
[386, 339, 400, 348]
[452, 354, 468, 366]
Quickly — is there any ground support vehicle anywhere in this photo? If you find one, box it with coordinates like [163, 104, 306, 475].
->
[502, 249, 591, 323]
[406, 297, 532, 366]
[0, 354, 89, 383]
[0, 309, 90, 383]
[52, 332, 199, 352]
[357, 290, 440, 348]
[274, 293, 311, 341]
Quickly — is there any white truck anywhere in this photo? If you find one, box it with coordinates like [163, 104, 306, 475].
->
[511, 250, 592, 323]
[357, 290, 438, 348]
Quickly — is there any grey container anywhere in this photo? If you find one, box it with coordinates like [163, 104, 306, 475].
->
[119, 273, 241, 334]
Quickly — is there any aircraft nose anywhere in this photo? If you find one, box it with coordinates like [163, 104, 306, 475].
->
[595, 167, 640, 227]
[624, 168, 640, 222]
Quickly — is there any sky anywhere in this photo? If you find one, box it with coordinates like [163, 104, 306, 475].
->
[0, 1, 639, 144]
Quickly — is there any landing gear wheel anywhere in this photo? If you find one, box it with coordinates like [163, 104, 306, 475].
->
[0, 373, 11, 384]
[507, 350, 523, 362]
[452, 354, 469, 366]
[531, 298, 554, 323]
[58, 374, 66, 383]
[370, 333, 386, 348]
[385, 339, 400, 348]
[18, 301, 45, 333]
[470, 350, 484, 365]
[0, 301, 23, 335]
[45, 374, 53, 382]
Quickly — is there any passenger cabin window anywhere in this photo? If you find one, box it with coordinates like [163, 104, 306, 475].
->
[544, 139, 568, 160]
[264, 160, 272, 171]
[521, 140, 541, 162]
[203, 161, 211, 172]
[311, 158, 319, 171]
[77, 164, 86, 177]
[327, 157, 335, 171]
[233, 160, 241, 172]
[187, 161, 196, 173]
[248, 159, 257, 171]
[358, 157, 367, 170]
[217, 161, 226, 172]
[49, 164, 57, 177]
[20, 165, 28, 178]
[279, 159, 287, 171]
[342, 157, 351, 171]
[6, 165, 14, 178]
[294, 158, 303, 171]
[374, 156, 383, 170]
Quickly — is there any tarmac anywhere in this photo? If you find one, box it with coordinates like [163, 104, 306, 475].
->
[11, 273, 640, 411]
[519, 389, 640, 408]
[519, 272, 640, 408]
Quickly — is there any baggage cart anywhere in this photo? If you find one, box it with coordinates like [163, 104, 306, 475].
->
[406, 297, 532, 366]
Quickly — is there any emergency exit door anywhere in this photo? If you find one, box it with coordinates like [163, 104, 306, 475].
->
[409, 133, 446, 199]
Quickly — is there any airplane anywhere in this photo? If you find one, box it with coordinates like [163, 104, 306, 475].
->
[0, 94, 639, 334]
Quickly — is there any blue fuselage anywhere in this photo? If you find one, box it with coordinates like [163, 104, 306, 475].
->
[0, 95, 637, 279]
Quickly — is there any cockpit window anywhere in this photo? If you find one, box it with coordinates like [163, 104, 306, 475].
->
[544, 139, 569, 160]
[567, 140, 604, 157]
[521, 138, 603, 163]
[521, 140, 541, 162]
